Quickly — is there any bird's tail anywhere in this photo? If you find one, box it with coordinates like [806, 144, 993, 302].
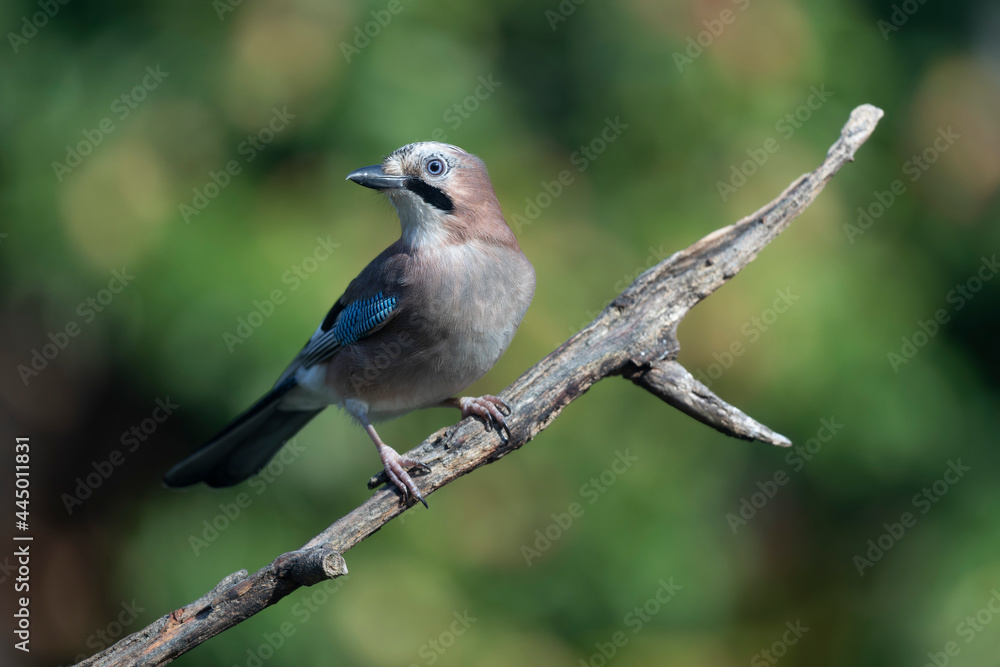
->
[164, 381, 321, 488]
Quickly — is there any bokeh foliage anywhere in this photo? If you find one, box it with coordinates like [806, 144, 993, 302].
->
[2, 0, 999, 665]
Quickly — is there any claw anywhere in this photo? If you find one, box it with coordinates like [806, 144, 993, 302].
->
[360, 417, 430, 508]
[378, 446, 430, 508]
[455, 395, 512, 442]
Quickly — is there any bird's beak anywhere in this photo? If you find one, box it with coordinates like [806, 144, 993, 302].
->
[346, 165, 408, 190]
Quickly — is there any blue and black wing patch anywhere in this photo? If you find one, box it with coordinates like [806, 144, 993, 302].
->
[279, 292, 399, 381]
[331, 292, 398, 345]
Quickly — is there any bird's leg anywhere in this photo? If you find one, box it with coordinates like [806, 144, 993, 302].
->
[362, 421, 430, 508]
[441, 395, 512, 440]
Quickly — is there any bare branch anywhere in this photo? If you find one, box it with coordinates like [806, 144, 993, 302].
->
[74, 104, 883, 667]
[626, 359, 792, 446]
[79, 547, 347, 667]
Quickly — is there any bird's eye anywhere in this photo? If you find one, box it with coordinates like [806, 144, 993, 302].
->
[425, 158, 446, 176]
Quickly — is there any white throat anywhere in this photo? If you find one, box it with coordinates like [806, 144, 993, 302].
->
[390, 192, 451, 248]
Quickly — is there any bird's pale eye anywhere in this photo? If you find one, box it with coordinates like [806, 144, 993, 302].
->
[425, 158, 446, 177]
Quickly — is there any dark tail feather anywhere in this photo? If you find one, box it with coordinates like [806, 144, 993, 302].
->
[164, 382, 321, 488]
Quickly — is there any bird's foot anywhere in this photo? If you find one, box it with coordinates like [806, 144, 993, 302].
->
[378, 444, 431, 508]
[454, 395, 512, 441]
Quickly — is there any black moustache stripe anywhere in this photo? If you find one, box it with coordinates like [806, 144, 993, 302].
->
[405, 178, 454, 212]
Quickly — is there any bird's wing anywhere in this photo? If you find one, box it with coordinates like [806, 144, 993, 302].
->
[275, 290, 399, 386]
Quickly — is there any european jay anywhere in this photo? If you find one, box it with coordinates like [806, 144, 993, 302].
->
[165, 142, 535, 507]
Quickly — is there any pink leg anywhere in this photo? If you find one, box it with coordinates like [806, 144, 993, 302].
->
[441, 395, 512, 440]
[362, 421, 430, 508]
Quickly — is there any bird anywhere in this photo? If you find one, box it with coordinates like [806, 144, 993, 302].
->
[165, 142, 536, 507]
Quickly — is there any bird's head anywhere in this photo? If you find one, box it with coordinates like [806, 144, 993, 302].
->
[347, 142, 515, 248]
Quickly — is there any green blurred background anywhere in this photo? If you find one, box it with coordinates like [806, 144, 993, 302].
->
[2, 0, 999, 665]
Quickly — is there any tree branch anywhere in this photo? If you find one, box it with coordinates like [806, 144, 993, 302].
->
[75, 104, 883, 667]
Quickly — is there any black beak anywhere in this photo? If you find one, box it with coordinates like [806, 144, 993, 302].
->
[346, 164, 408, 190]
